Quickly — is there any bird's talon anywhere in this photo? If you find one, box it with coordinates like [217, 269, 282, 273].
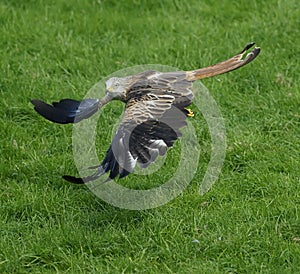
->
[185, 108, 194, 117]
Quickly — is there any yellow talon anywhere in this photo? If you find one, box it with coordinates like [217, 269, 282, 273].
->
[185, 108, 194, 117]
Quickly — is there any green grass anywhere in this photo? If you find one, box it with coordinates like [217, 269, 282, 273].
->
[1, 0, 300, 272]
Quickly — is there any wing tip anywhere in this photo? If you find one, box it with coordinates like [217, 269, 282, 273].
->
[63, 175, 85, 184]
[243, 46, 261, 65]
[241, 42, 255, 53]
[31, 98, 48, 111]
[31, 98, 40, 106]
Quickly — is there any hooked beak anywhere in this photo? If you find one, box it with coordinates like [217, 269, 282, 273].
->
[106, 87, 113, 94]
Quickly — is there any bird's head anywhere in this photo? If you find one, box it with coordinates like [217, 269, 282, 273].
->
[105, 77, 131, 101]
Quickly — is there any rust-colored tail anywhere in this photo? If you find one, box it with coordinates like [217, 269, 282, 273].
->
[186, 42, 260, 81]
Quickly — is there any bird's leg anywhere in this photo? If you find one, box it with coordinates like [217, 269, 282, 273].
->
[184, 108, 194, 117]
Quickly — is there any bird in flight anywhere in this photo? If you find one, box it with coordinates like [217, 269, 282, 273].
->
[32, 43, 260, 184]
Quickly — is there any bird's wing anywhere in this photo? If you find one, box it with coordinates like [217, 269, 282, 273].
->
[31, 95, 112, 124]
[31, 99, 100, 124]
[103, 93, 178, 178]
[128, 70, 194, 109]
[63, 72, 194, 184]
[185, 42, 260, 81]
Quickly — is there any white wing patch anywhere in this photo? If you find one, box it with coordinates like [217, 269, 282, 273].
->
[137, 139, 168, 168]
[116, 137, 137, 172]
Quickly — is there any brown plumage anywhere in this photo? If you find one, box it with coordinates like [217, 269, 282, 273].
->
[31, 43, 260, 183]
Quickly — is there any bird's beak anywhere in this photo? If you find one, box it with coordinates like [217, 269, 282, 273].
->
[106, 87, 113, 94]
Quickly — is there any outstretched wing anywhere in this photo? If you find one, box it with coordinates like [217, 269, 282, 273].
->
[31, 98, 100, 124]
[186, 42, 260, 81]
[63, 71, 194, 183]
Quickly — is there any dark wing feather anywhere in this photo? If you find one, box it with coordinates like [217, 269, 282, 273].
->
[64, 71, 194, 183]
[103, 92, 177, 179]
[31, 98, 100, 124]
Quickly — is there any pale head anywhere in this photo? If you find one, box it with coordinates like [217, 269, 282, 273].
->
[105, 76, 131, 101]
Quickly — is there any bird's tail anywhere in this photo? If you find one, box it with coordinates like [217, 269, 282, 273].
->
[186, 42, 260, 81]
[31, 98, 100, 124]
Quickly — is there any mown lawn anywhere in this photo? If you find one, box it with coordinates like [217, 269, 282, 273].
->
[1, 0, 299, 273]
